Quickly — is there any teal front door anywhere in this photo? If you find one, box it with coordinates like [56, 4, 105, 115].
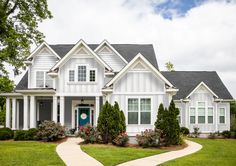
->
[78, 108, 90, 126]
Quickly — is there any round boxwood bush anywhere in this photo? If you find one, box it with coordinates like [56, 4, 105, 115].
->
[222, 130, 231, 138]
[180, 127, 190, 136]
[26, 128, 39, 140]
[14, 130, 28, 141]
[0, 128, 14, 140]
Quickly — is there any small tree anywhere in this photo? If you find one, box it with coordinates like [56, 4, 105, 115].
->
[120, 110, 126, 132]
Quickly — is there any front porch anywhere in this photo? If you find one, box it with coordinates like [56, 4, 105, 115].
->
[4, 93, 102, 130]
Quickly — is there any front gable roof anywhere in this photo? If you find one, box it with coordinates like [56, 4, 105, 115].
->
[50, 40, 112, 71]
[105, 53, 173, 88]
[162, 71, 233, 100]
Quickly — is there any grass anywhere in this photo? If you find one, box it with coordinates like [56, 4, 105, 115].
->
[0, 141, 65, 166]
[81, 144, 167, 166]
[161, 138, 236, 166]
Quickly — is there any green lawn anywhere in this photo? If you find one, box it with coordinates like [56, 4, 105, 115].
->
[0, 141, 65, 166]
[81, 144, 167, 166]
[161, 138, 236, 166]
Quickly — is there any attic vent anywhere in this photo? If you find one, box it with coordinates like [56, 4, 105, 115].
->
[133, 62, 146, 70]
[76, 47, 89, 55]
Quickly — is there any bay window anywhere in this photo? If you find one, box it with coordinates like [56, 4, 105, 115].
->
[127, 97, 151, 125]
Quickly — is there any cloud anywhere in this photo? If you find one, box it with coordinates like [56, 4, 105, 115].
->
[10, 0, 236, 98]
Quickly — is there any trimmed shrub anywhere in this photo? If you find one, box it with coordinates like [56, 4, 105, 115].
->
[136, 129, 161, 148]
[222, 130, 231, 138]
[77, 124, 101, 144]
[113, 132, 129, 147]
[26, 128, 38, 140]
[208, 132, 216, 139]
[230, 131, 236, 139]
[0, 128, 14, 139]
[37, 120, 65, 141]
[14, 130, 28, 140]
[180, 127, 190, 136]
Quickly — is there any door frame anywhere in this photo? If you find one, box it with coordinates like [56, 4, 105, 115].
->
[76, 106, 92, 130]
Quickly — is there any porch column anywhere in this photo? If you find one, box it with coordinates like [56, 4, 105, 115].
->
[59, 96, 65, 126]
[5, 97, 11, 128]
[53, 96, 58, 123]
[16, 100, 20, 129]
[12, 98, 16, 130]
[30, 96, 36, 128]
[23, 95, 29, 130]
[95, 96, 100, 126]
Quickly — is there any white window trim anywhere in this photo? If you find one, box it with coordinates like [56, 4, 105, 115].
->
[189, 106, 196, 124]
[126, 96, 152, 125]
[35, 70, 54, 88]
[207, 106, 214, 124]
[219, 107, 226, 124]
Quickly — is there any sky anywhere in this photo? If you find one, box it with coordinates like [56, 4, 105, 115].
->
[10, 0, 236, 98]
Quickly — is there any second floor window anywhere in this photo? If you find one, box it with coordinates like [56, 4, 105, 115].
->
[78, 66, 87, 82]
[36, 71, 53, 88]
[68, 65, 96, 83]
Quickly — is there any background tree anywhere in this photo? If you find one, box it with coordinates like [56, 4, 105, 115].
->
[0, 76, 14, 126]
[230, 101, 236, 131]
[165, 61, 175, 71]
[0, 0, 52, 76]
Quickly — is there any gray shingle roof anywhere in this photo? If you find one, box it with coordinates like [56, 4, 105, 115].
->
[161, 71, 233, 100]
[15, 71, 28, 90]
[49, 44, 159, 69]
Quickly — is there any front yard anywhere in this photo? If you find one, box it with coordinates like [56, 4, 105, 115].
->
[0, 141, 65, 166]
[161, 138, 236, 166]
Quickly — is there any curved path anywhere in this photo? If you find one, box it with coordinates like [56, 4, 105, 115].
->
[117, 140, 202, 166]
[56, 137, 103, 166]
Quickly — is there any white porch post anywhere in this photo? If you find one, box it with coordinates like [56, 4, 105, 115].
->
[16, 100, 20, 129]
[60, 96, 65, 126]
[53, 96, 58, 123]
[23, 95, 29, 130]
[95, 96, 100, 126]
[30, 96, 36, 128]
[12, 98, 16, 130]
[5, 97, 11, 128]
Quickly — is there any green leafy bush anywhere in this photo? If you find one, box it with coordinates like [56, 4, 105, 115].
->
[37, 120, 65, 141]
[180, 127, 190, 136]
[192, 127, 200, 138]
[26, 128, 38, 140]
[136, 129, 161, 148]
[14, 130, 28, 140]
[77, 124, 100, 144]
[222, 130, 231, 138]
[113, 132, 129, 147]
[0, 127, 14, 140]
[208, 132, 216, 139]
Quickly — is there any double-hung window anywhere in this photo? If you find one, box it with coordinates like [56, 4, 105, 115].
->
[207, 107, 213, 124]
[190, 107, 196, 124]
[36, 71, 53, 88]
[89, 69, 96, 82]
[78, 65, 87, 82]
[198, 102, 205, 124]
[219, 108, 225, 124]
[68, 65, 96, 83]
[69, 70, 75, 82]
[128, 97, 151, 125]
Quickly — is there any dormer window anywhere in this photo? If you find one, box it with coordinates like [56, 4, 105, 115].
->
[36, 71, 53, 88]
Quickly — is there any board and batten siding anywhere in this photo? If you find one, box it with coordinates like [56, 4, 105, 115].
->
[177, 85, 230, 133]
[56, 57, 104, 96]
[29, 47, 58, 88]
[108, 70, 170, 136]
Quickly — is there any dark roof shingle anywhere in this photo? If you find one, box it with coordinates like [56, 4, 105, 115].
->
[161, 71, 233, 100]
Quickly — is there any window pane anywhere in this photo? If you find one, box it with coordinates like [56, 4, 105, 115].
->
[220, 116, 225, 123]
[45, 74, 53, 88]
[89, 70, 96, 82]
[198, 108, 205, 116]
[198, 102, 205, 107]
[36, 71, 44, 87]
[128, 112, 138, 124]
[198, 116, 205, 123]
[140, 98, 151, 112]
[190, 116, 195, 124]
[78, 66, 86, 81]
[208, 116, 213, 124]
[208, 107, 213, 116]
[190, 108, 195, 116]
[219, 108, 225, 116]
[69, 70, 75, 82]
[141, 112, 151, 124]
[128, 99, 138, 111]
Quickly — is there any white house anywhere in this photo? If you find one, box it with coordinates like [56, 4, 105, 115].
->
[1, 39, 233, 136]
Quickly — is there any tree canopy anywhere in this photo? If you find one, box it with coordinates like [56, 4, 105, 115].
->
[0, 0, 52, 76]
[165, 61, 175, 71]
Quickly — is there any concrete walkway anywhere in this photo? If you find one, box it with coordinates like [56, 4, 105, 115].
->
[118, 140, 202, 166]
[56, 137, 103, 166]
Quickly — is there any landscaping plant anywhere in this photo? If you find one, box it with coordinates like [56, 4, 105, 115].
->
[221, 130, 231, 138]
[77, 124, 101, 144]
[136, 129, 161, 148]
[0, 128, 13, 140]
[192, 127, 200, 138]
[113, 132, 129, 147]
[37, 120, 65, 141]
[180, 127, 190, 136]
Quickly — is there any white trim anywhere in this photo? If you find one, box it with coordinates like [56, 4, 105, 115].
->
[56, 93, 102, 96]
[94, 39, 128, 64]
[15, 90, 55, 94]
[112, 92, 165, 95]
[186, 82, 219, 99]
[51, 40, 112, 71]
[27, 42, 61, 60]
[106, 53, 173, 87]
